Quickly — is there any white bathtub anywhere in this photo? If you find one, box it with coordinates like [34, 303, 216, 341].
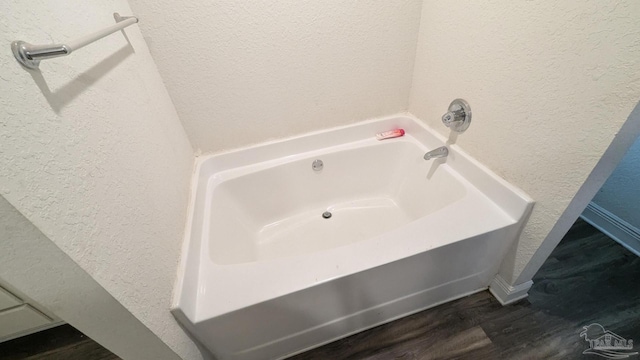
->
[172, 115, 533, 360]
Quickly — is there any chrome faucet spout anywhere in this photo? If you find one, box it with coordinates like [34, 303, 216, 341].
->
[424, 146, 448, 160]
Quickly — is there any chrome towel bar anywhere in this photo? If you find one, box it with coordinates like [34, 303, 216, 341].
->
[11, 13, 138, 70]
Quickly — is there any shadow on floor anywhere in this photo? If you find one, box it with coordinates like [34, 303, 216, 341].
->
[0, 323, 119, 360]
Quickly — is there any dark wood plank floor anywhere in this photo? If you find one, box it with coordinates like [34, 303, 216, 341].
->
[1, 219, 638, 359]
[0, 324, 118, 360]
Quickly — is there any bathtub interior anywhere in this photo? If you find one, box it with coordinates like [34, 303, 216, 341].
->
[207, 141, 467, 265]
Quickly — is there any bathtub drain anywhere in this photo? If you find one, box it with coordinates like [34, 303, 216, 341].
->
[312, 159, 324, 171]
[322, 211, 332, 219]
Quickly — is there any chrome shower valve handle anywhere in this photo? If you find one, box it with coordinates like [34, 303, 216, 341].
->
[441, 99, 471, 133]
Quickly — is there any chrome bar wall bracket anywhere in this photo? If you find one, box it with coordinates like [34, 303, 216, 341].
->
[113, 13, 136, 23]
[11, 41, 45, 70]
[11, 13, 138, 70]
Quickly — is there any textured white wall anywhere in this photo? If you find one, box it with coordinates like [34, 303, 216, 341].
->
[0, 1, 200, 359]
[409, 1, 640, 284]
[592, 136, 640, 228]
[127, 0, 423, 153]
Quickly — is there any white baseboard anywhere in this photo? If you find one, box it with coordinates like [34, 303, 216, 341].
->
[581, 202, 640, 257]
[489, 274, 533, 305]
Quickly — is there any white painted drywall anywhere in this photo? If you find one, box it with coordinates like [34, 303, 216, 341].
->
[0, 1, 200, 359]
[126, 0, 423, 153]
[409, 1, 640, 284]
[592, 136, 640, 228]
